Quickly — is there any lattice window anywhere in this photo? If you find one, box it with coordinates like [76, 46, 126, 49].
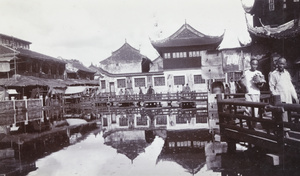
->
[117, 79, 126, 88]
[172, 52, 187, 58]
[100, 80, 106, 89]
[269, 0, 275, 11]
[194, 75, 206, 84]
[189, 51, 201, 57]
[134, 78, 146, 87]
[164, 53, 171, 59]
[154, 76, 165, 86]
[174, 76, 185, 85]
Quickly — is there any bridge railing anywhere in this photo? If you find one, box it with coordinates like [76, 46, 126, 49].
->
[94, 92, 208, 102]
[217, 94, 300, 157]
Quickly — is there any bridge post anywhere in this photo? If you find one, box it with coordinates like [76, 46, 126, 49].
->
[268, 96, 285, 155]
[216, 94, 223, 124]
[270, 95, 281, 106]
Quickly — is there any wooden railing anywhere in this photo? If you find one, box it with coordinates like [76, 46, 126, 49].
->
[94, 92, 208, 102]
[217, 94, 300, 159]
[0, 96, 43, 113]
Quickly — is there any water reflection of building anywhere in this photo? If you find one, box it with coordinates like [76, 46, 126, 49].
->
[104, 130, 150, 163]
[157, 129, 211, 175]
[101, 107, 209, 131]
[0, 109, 99, 175]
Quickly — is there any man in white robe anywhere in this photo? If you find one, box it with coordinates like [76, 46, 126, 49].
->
[269, 57, 299, 122]
[269, 57, 299, 104]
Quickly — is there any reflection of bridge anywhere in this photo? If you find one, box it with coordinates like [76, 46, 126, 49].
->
[96, 92, 210, 131]
[100, 106, 209, 131]
[93, 92, 208, 108]
[217, 94, 300, 165]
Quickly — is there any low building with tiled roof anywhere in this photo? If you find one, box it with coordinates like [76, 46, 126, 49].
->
[99, 41, 151, 74]
[0, 34, 68, 100]
[65, 59, 96, 80]
[0, 33, 31, 49]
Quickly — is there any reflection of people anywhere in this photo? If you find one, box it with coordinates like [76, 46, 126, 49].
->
[269, 57, 299, 105]
[242, 58, 264, 117]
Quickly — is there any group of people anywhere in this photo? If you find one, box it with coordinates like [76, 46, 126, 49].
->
[118, 83, 193, 99]
[172, 84, 191, 94]
[241, 57, 298, 121]
[118, 86, 155, 97]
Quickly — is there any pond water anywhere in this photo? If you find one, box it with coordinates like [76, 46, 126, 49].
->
[0, 107, 299, 176]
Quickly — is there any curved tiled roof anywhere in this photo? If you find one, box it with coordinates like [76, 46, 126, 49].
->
[0, 44, 17, 55]
[66, 60, 95, 73]
[89, 65, 163, 78]
[0, 75, 98, 87]
[16, 48, 66, 64]
[151, 23, 224, 49]
[100, 42, 147, 65]
[248, 24, 300, 39]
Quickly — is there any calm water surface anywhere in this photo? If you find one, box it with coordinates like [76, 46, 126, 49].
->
[1, 107, 298, 176]
[27, 130, 219, 176]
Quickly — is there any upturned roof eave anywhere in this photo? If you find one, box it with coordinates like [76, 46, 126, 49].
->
[246, 18, 300, 39]
[150, 33, 224, 50]
[150, 23, 224, 49]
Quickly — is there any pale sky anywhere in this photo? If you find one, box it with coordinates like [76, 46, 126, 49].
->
[0, 0, 251, 66]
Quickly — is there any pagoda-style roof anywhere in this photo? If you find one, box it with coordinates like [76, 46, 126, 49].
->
[104, 130, 150, 162]
[247, 19, 300, 39]
[157, 149, 206, 175]
[150, 23, 224, 52]
[100, 42, 148, 65]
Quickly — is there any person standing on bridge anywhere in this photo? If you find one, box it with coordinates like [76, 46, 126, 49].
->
[146, 86, 155, 99]
[124, 88, 130, 100]
[139, 87, 144, 99]
[269, 57, 299, 104]
[242, 58, 265, 118]
[229, 77, 236, 94]
[185, 83, 191, 92]
[269, 57, 299, 122]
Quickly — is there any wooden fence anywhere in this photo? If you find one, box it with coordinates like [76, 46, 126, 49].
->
[217, 94, 300, 161]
